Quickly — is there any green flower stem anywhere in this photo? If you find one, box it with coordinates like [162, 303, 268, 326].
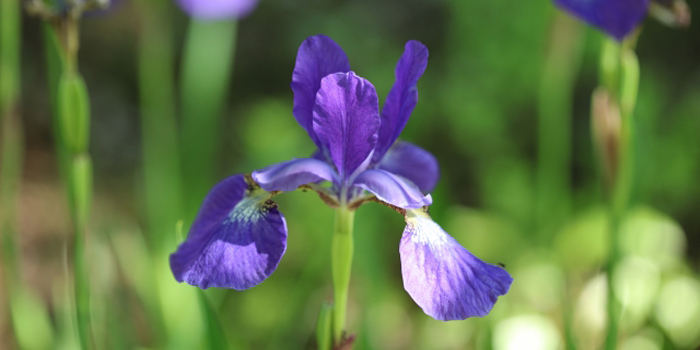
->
[0, 1, 23, 346]
[135, 1, 192, 347]
[598, 37, 640, 350]
[598, 37, 621, 350]
[599, 39, 621, 99]
[68, 153, 92, 350]
[180, 19, 237, 218]
[197, 290, 229, 350]
[0, 0, 20, 109]
[137, 0, 184, 256]
[44, 16, 94, 349]
[616, 49, 639, 213]
[0, 112, 22, 340]
[0, 0, 21, 256]
[316, 303, 333, 350]
[331, 207, 355, 345]
[536, 13, 583, 241]
[604, 205, 621, 350]
[43, 23, 69, 178]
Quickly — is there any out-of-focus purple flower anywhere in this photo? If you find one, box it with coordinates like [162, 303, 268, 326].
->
[554, 0, 651, 40]
[170, 35, 512, 320]
[41, 0, 119, 16]
[176, 0, 259, 20]
[554, 0, 691, 40]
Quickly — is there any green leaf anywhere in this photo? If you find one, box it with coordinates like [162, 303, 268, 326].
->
[10, 287, 55, 350]
[198, 290, 229, 350]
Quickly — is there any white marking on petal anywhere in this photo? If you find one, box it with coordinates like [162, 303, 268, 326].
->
[227, 188, 269, 223]
[405, 209, 449, 246]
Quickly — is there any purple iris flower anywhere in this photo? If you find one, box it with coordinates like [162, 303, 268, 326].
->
[176, 0, 259, 20]
[554, 0, 651, 40]
[170, 35, 513, 321]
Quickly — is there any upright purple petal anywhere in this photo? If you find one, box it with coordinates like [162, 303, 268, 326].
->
[352, 169, 432, 209]
[378, 141, 440, 193]
[400, 210, 512, 320]
[292, 35, 352, 146]
[252, 158, 338, 192]
[176, 0, 259, 20]
[313, 72, 380, 178]
[554, 0, 650, 41]
[170, 175, 287, 289]
[374, 41, 429, 162]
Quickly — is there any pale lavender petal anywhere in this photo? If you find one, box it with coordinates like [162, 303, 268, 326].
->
[352, 169, 431, 209]
[176, 0, 259, 20]
[313, 72, 380, 178]
[252, 158, 338, 192]
[378, 141, 439, 193]
[374, 41, 429, 161]
[554, 0, 650, 41]
[292, 35, 351, 146]
[170, 175, 287, 289]
[400, 210, 512, 320]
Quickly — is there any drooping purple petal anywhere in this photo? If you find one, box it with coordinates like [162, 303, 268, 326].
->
[176, 0, 259, 20]
[554, 0, 650, 41]
[374, 41, 429, 162]
[378, 141, 439, 193]
[400, 210, 512, 320]
[292, 35, 352, 146]
[252, 158, 338, 192]
[170, 175, 287, 290]
[352, 169, 432, 209]
[313, 72, 380, 178]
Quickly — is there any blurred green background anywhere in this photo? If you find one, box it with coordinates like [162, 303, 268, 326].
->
[2, 0, 700, 349]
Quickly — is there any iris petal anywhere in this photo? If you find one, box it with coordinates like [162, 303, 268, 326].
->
[176, 0, 259, 20]
[252, 158, 338, 192]
[292, 35, 352, 147]
[554, 0, 650, 41]
[378, 141, 439, 193]
[170, 175, 287, 290]
[313, 72, 380, 178]
[400, 210, 512, 320]
[352, 169, 432, 209]
[374, 40, 429, 162]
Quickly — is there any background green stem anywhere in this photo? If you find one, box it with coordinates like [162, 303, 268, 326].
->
[136, 0, 190, 346]
[536, 12, 583, 242]
[316, 303, 333, 350]
[604, 204, 621, 350]
[43, 17, 94, 349]
[0, 0, 21, 277]
[180, 19, 237, 218]
[0, 1, 23, 346]
[137, 0, 184, 258]
[599, 37, 639, 350]
[331, 207, 355, 345]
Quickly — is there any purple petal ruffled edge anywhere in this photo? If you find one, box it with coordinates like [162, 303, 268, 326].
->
[400, 210, 512, 320]
[374, 40, 429, 162]
[292, 35, 352, 147]
[170, 175, 288, 290]
[352, 169, 432, 209]
[252, 158, 338, 192]
[378, 141, 439, 193]
[313, 72, 380, 178]
[554, 0, 650, 41]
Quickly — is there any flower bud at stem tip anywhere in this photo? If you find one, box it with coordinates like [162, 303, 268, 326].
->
[591, 88, 622, 195]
